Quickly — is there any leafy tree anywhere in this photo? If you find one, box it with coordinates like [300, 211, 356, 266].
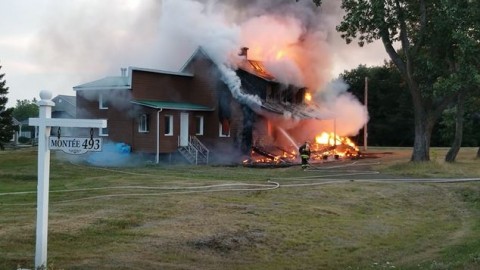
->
[342, 64, 478, 150]
[342, 63, 413, 147]
[439, 91, 480, 159]
[437, 102, 480, 147]
[436, 1, 480, 162]
[12, 99, 39, 136]
[313, 0, 480, 162]
[12, 99, 39, 122]
[0, 63, 14, 150]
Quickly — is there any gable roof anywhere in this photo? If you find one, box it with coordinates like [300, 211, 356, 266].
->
[131, 100, 214, 111]
[181, 46, 276, 82]
[132, 67, 193, 77]
[12, 117, 21, 126]
[52, 95, 76, 118]
[52, 95, 76, 106]
[73, 76, 130, 91]
[179, 47, 213, 73]
[73, 67, 194, 92]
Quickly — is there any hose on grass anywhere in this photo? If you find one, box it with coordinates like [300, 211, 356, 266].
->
[0, 181, 280, 206]
[2, 161, 480, 206]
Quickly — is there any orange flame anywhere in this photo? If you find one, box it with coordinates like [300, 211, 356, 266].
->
[305, 92, 312, 102]
[315, 132, 359, 151]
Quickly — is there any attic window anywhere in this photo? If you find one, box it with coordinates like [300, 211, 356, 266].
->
[99, 93, 109, 109]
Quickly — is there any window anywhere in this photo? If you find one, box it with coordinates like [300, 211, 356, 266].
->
[138, 114, 149, 133]
[99, 93, 109, 109]
[195, 116, 204, 135]
[164, 115, 173, 136]
[99, 127, 109, 136]
[219, 119, 230, 137]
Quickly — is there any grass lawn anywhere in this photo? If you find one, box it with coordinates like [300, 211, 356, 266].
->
[1, 147, 480, 269]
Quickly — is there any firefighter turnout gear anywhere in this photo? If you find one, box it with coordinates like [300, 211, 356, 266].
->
[299, 142, 311, 169]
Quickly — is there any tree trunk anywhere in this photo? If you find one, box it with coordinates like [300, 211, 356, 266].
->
[477, 147, 480, 159]
[409, 84, 434, 162]
[411, 113, 434, 162]
[445, 92, 465, 162]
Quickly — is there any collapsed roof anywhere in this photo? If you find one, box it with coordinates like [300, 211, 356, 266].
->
[236, 55, 327, 120]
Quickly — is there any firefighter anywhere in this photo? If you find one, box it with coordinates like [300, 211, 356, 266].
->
[299, 141, 311, 169]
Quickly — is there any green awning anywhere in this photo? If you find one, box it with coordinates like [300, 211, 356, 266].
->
[131, 100, 214, 111]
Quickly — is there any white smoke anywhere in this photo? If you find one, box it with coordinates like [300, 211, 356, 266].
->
[218, 64, 262, 109]
[31, 0, 163, 77]
[31, 0, 370, 143]
[155, 0, 369, 138]
[314, 79, 369, 136]
[157, 0, 241, 69]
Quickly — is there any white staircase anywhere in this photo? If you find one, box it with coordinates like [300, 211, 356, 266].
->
[178, 136, 209, 165]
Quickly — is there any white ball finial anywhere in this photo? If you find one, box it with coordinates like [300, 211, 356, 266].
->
[39, 90, 52, 100]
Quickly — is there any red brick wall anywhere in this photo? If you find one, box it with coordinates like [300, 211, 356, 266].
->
[76, 90, 134, 145]
[131, 68, 215, 108]
[76, 52, 243, 156]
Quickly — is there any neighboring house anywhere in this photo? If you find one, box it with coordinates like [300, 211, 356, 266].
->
[52, 95, 76, 119]
[11, 117, 21, 144]
[19, 119, 34, 139]
[51, 95, 76, 137]
[73, 47, 311, 164]
[11, 117, 35, 145]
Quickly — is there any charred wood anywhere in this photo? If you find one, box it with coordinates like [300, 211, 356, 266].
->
[252, 146, 277, 160]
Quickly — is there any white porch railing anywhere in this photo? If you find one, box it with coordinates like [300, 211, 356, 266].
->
[177, 136, 209, 165]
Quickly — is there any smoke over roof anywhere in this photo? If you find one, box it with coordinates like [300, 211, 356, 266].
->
[33, 0, 369, 138]
[154, 0, 368, 136]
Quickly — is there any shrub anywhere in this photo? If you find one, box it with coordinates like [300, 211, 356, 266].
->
[18, 136, 30, 144]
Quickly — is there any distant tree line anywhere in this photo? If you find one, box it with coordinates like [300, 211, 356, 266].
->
[342, 64, 480, 149]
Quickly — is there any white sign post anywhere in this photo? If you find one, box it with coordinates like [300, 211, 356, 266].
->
[29, 90, 107, 269]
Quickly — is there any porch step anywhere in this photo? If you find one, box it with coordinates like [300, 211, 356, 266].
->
[177, 136, 209, 165]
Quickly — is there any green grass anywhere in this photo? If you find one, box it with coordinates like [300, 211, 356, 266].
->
[1, 147, 480, 269]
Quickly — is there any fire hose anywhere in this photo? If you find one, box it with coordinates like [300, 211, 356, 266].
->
[1, 161, 480, 206]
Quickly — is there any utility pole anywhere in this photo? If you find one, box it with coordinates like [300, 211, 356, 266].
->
[364, 77, 368, 151]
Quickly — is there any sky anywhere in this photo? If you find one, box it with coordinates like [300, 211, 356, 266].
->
[0, 0, 390, 108]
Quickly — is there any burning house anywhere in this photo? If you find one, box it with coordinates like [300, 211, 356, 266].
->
[74, 46, 360, 165]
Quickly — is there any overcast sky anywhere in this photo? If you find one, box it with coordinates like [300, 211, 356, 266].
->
[0, 0, 390, 108]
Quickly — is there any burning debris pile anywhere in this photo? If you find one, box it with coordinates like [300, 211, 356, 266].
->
[243, 131, 361, 167]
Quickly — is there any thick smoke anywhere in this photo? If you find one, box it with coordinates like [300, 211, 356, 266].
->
[31, 0, 163, 81]
[218, 64, 262, 109]
[315, 79, 369, 136]
[33, 0, 371, 160]
[156, 0, 335, 87]
[32, 0, 369, 131]
[154, 0, 369, 139]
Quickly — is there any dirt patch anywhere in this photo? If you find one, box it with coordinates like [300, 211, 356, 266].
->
[189, 229, 266, 253]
